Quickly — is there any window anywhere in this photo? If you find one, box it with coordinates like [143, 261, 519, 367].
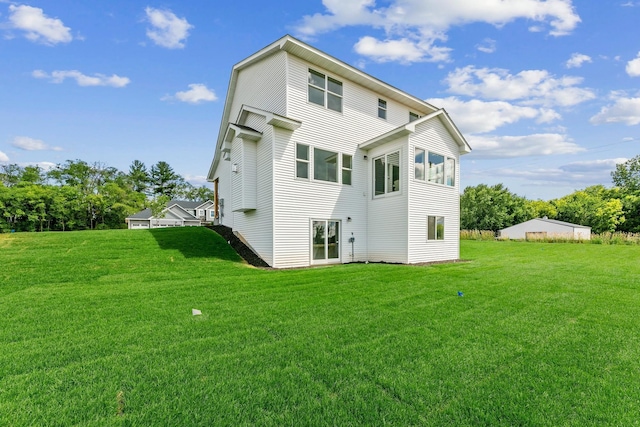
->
[414, 148, 425, 181]
[314, 148, 338, 183]
[409, 112, 420, 122]
[308, 69, 343, 112]
[427, 216, 445, 240]
[342, 154, 352, 185]
[378, 99, 387, 119]
[445, 157, 455, 186]
[209, 210, 215, 218]
[296, 143, 309, 179]
[374, 151, 400, 196]
[198, 209, 204, 217]
[428, 152, 445, 184]
[414, 147, 455, 187]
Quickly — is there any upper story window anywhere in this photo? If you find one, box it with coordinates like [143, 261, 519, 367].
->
[409, 112, 420, 122]
[308, 69, 343, 113]
[378, 99, 387, 119]
[414, 147, 455, 187]
[374, 151, 400, 197]
[296, 143, 310, 179]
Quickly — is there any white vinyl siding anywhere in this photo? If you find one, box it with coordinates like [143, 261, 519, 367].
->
[367, 138, 408, 263]
[272, 129, 368, 268]
[407, 118, 461, 263]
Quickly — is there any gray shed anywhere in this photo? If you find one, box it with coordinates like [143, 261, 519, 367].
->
[499, 217, 591, 240]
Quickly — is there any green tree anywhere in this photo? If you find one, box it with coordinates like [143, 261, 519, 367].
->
[460, 184, 534, 231]
[612, 155, 640, 193]
[0, 164, 22, 187]
[150, 161, 184, 199]
[128, 160, 150, 194]
[527, 199, 557, 219]
[552, 185, 625, 233]
[183, 184, 215, 201]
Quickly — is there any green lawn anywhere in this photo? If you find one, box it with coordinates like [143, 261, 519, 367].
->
[1, 228, 640, 426]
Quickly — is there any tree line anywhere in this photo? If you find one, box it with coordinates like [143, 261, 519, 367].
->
[0, 160, 214, 232]
[461, 156, 640, 234]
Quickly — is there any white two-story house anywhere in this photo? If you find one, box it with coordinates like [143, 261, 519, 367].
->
[207, 35, 471, 268]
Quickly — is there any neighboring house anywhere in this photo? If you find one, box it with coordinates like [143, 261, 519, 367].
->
[499, 217, 592, 240]
[126, 200, 215, 229]
[207, 35, 471, 268]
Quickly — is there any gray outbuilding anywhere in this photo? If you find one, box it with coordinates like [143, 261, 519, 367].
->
[499, 217, 591, 240]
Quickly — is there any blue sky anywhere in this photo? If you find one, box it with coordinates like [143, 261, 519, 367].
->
[1, 0, 639, 200]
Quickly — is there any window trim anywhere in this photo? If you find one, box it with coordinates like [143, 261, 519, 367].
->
[373, 150, 401, 198]
[311, 219, 341, 264]
[313, 147, 339, 183]
[414, 146, 456, 187]
[427, 216, 445, 241]
[378, 99, 387, 120]
[342, 154, 352, 186]
[308, 69, 343, 113]
[295, 143, 310, 180]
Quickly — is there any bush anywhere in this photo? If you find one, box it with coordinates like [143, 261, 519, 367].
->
[460, 230, 495, 241]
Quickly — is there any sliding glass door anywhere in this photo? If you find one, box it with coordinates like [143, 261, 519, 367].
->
[312, 220, 340, 263]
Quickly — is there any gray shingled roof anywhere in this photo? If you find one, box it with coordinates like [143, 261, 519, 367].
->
[126, 200, 213, 220]
[127, 208, 152, 219]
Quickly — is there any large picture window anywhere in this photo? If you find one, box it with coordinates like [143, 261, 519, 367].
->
[314, 148, 338, 183]
[427, 216, 445, 240]
[374, 151, 400, 196]
[308, 69, 343, 113]
[414, 147, 455, 187]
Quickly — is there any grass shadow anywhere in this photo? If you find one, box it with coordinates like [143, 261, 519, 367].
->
[148, 227, 243, 262]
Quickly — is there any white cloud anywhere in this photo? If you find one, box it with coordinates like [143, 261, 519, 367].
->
[11, 136, 62, 151]
[487, 158, 626, 187]
[354, 36, 450, 63]
[8, 5, 72, 45]
[144, 7, 193, 49]
[444, 66, 596, 107]
[0, 150, 9, 162]
[183, 174, 212, 187]
[477, 38, 496, 54]
[162, 84, 217, 104]
[626, 52, 640, 77]
[294, 0, 580, 63]
[427, 97, 559, 134]
[32, 70, 130, 87]
[467, 133, 585, 158]
[566, 52, 592, 68]
[590, 96, 640, 125]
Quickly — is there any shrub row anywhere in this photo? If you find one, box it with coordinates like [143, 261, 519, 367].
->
[460, 230, 640, 245]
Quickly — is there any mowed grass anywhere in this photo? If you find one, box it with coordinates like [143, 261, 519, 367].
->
[1, 228, 640, 426]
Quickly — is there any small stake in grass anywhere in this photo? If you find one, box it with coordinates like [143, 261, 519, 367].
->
[192, 308, 202, 316]
[116, 390, 125, 417]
